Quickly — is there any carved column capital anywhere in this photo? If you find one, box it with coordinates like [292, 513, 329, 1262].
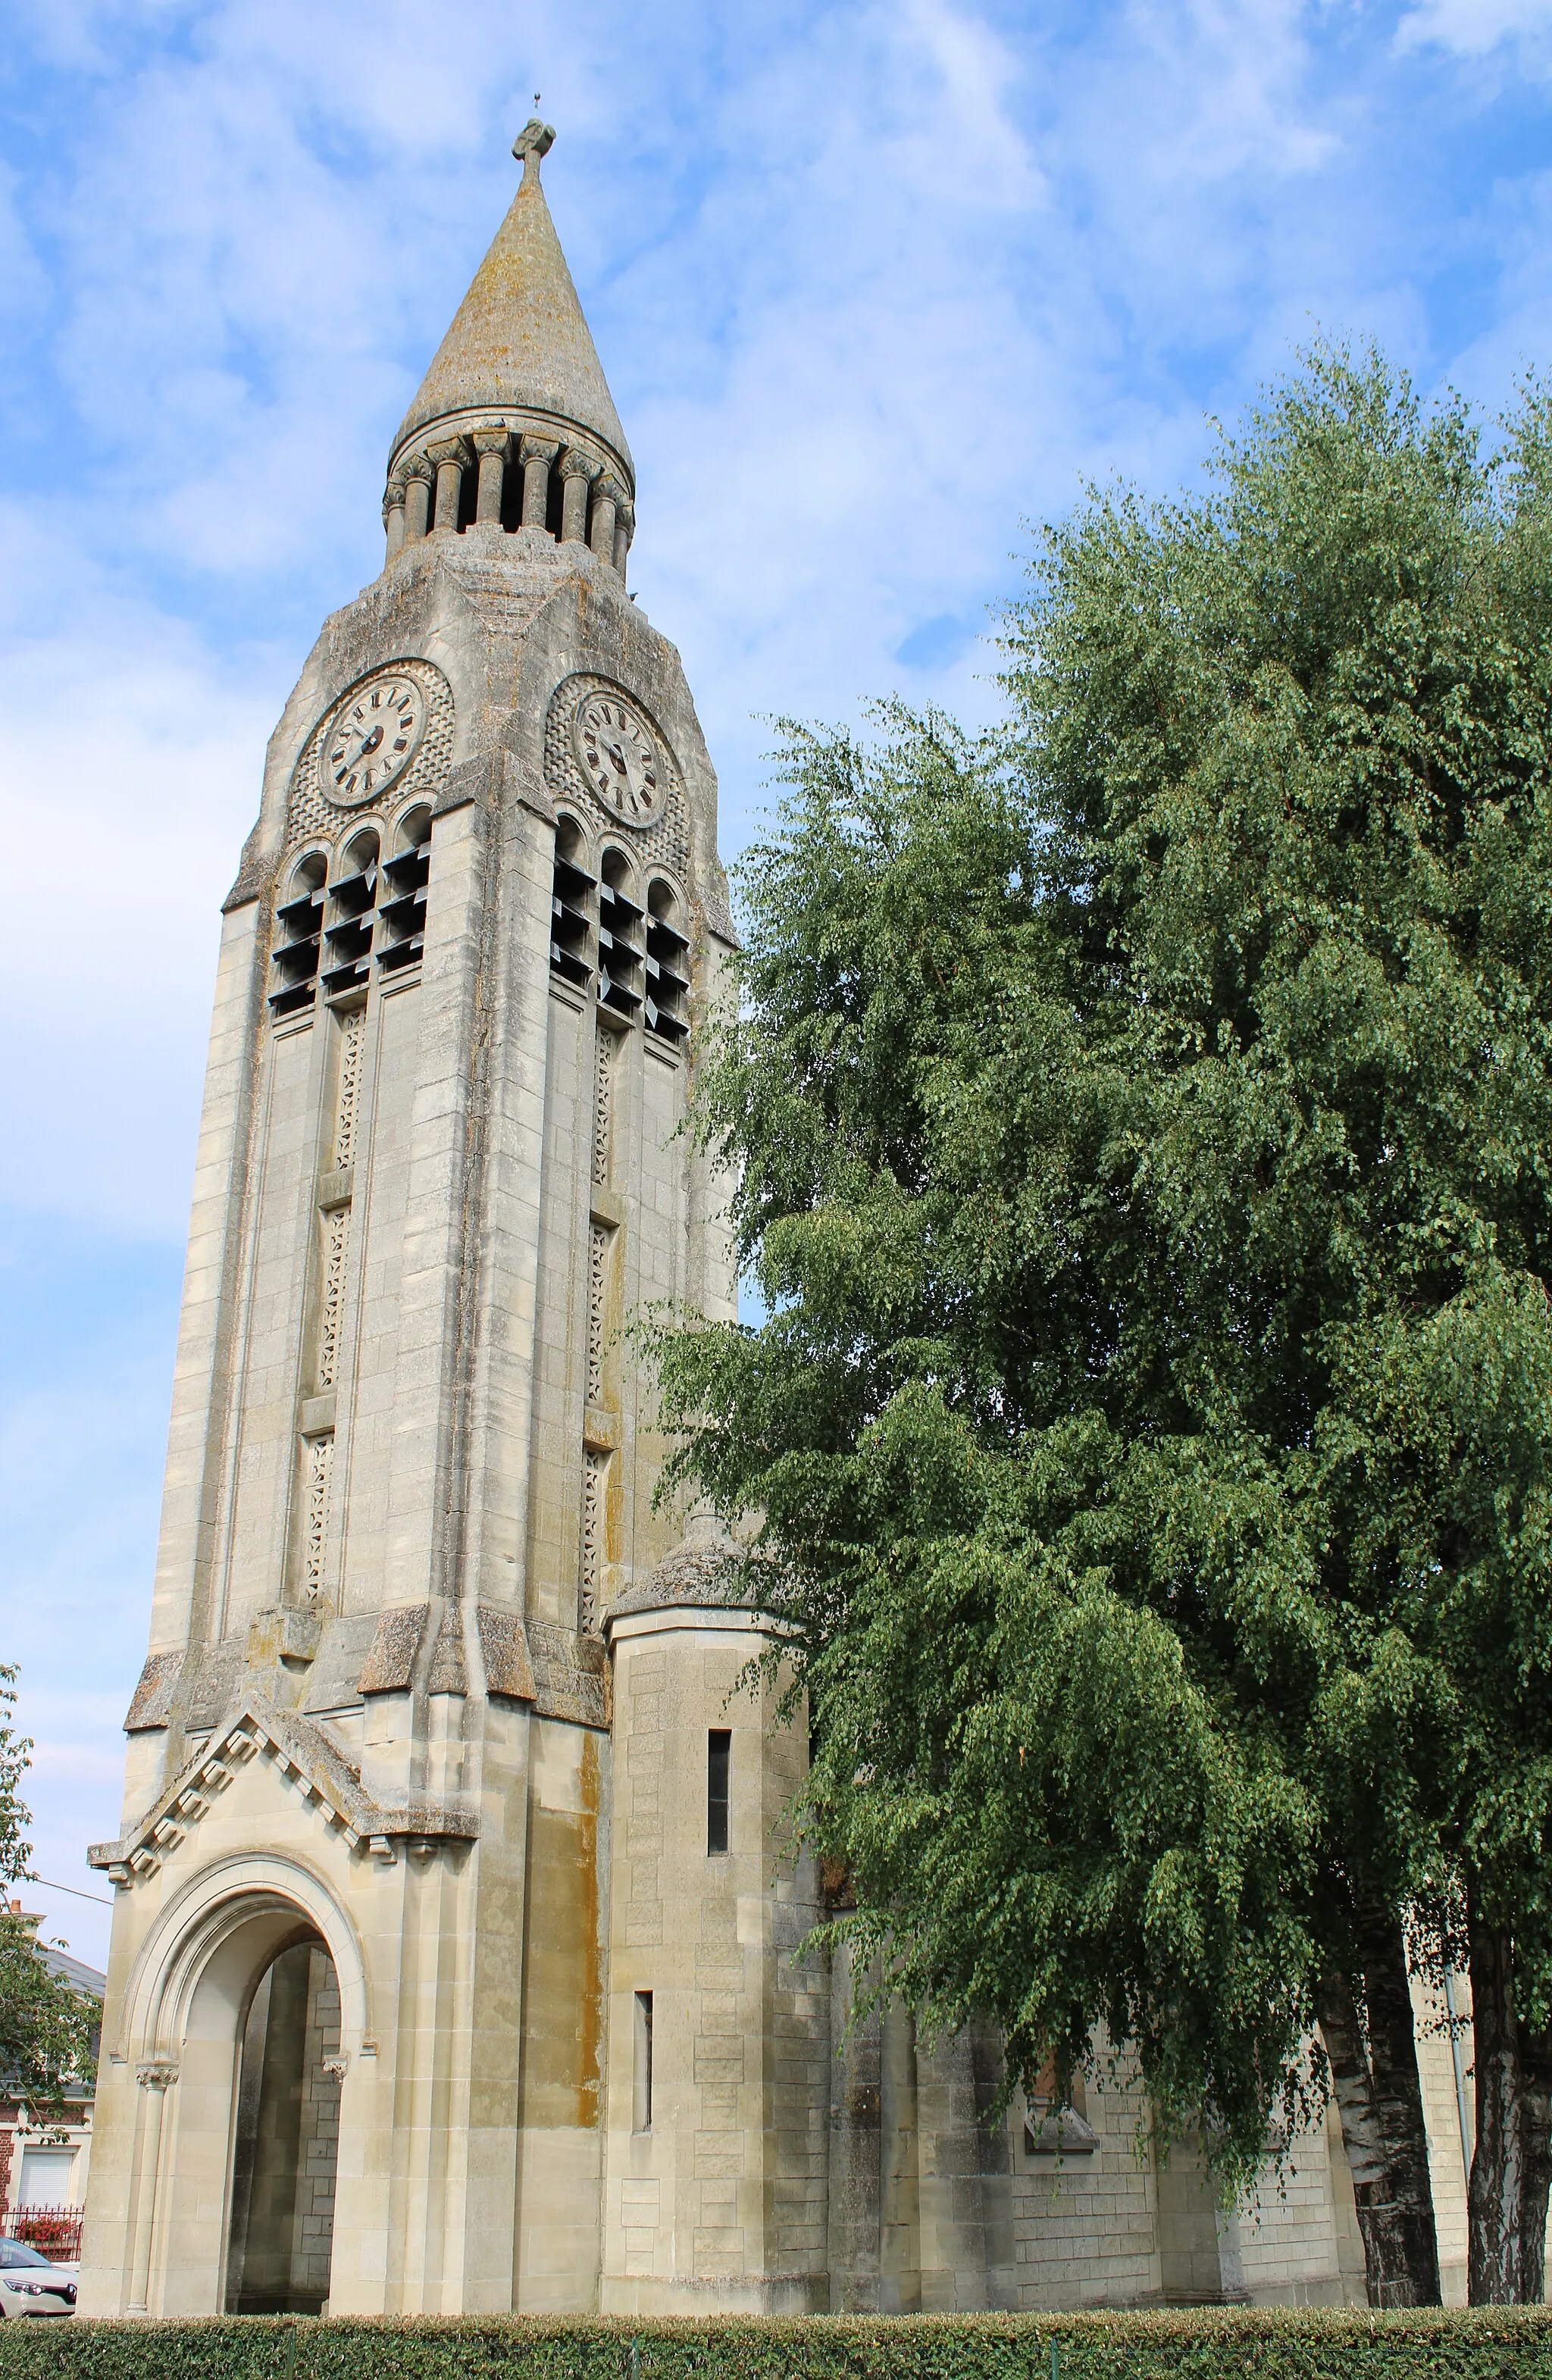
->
[136, 2057, 179, 2091]
[400, 451, 435, 485]
[383, 477, 408, 562]
[426, 435, 469, 533]
[590, 473, 623, 562]
[518, 436, 560, 533]
[471, 427, 510, 525]
[559, 449, 600, 545]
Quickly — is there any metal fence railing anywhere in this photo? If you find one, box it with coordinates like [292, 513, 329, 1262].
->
[0, 2206, 83, 2261]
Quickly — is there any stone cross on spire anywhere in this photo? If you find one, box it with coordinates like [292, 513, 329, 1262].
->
[512, 114, 555, 188]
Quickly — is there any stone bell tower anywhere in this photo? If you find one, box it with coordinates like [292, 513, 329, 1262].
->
[74, 112, 1412, 2328]
[75, 117, 836, 2319]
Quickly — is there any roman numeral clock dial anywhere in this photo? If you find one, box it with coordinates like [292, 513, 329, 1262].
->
[571, 690, 666, 827]
[324, 674, 428, 807]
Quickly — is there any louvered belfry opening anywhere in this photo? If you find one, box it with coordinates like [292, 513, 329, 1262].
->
[645, 878, 690, 1043]
[379, 806, 432, 975]
[550, 817, 596, 987]
[321, 833, 379, 999]
[598, 849, 644, 1020]
[270, 853, 327, 1017]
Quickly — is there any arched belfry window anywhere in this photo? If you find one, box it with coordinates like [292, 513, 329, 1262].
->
[645, 878, 690, 1043]
[379, 805, 431, 974]
[321, 831, 379, 998]
[550, 817, 596, 988]
[598, 848, 645, 1020]
[270, 853, 327, 1017]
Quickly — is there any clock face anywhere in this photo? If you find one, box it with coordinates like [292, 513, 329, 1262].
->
[571, 690, 665, 827]
[324, 674, 427, 807]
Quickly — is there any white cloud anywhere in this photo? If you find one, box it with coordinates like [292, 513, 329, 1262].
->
[0, 511, 283, 1232]
[1397, 0, 1552, 55]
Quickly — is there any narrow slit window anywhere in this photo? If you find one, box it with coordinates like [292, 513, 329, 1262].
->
[707, 1728, 731, 1856]
[633, 1989, 653, 2132]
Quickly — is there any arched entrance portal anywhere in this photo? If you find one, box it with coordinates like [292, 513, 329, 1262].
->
[224, 1932, 342, 2315]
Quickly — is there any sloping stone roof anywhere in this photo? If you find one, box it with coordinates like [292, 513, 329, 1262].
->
[393, 127, 632, 480]
[609, 1537, 784, 1622]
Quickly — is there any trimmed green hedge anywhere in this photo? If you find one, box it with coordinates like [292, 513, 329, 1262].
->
[2, 2311, 1551, 2380]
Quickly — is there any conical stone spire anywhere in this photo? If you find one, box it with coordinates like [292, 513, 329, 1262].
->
[390, 117, 632, 485]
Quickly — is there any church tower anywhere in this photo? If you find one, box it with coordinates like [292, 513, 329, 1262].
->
[77, 119, 830, 2319]
[77, 122, 1411, 2325]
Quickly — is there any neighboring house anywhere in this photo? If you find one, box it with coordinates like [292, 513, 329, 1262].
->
[0, 1907, 105, 2261]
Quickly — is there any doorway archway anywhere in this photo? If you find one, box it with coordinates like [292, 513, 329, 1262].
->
[224, 1931, 342, 2315]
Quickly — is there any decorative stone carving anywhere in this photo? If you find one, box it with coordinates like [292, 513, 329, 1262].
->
[300, 1431, 333, 1600]
[543, 671, 690, 884]
[512, 114, 555, 183]
[286, 656, 453, 849]
[580, 1447, 608, 1631]
[591, 1023, 615, 1186]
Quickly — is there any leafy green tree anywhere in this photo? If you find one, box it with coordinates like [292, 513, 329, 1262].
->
[652, 350, 1552, 2306]
[0, 1668, 99, 2120]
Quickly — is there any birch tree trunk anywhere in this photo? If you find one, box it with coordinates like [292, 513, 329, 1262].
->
[1316, 1906, 1441, 2308]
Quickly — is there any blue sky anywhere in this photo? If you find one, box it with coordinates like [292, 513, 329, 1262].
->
[4, 0, 1552, 1969]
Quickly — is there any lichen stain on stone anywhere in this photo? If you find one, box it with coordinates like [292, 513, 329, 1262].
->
[521, 1734, 604, 2130]
[576, 1731, 603, 2128]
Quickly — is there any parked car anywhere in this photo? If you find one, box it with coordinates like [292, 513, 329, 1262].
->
[0, 2238, 77, 2316]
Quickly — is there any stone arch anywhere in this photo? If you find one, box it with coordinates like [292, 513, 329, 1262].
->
[111, 1853, 371, 2317]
